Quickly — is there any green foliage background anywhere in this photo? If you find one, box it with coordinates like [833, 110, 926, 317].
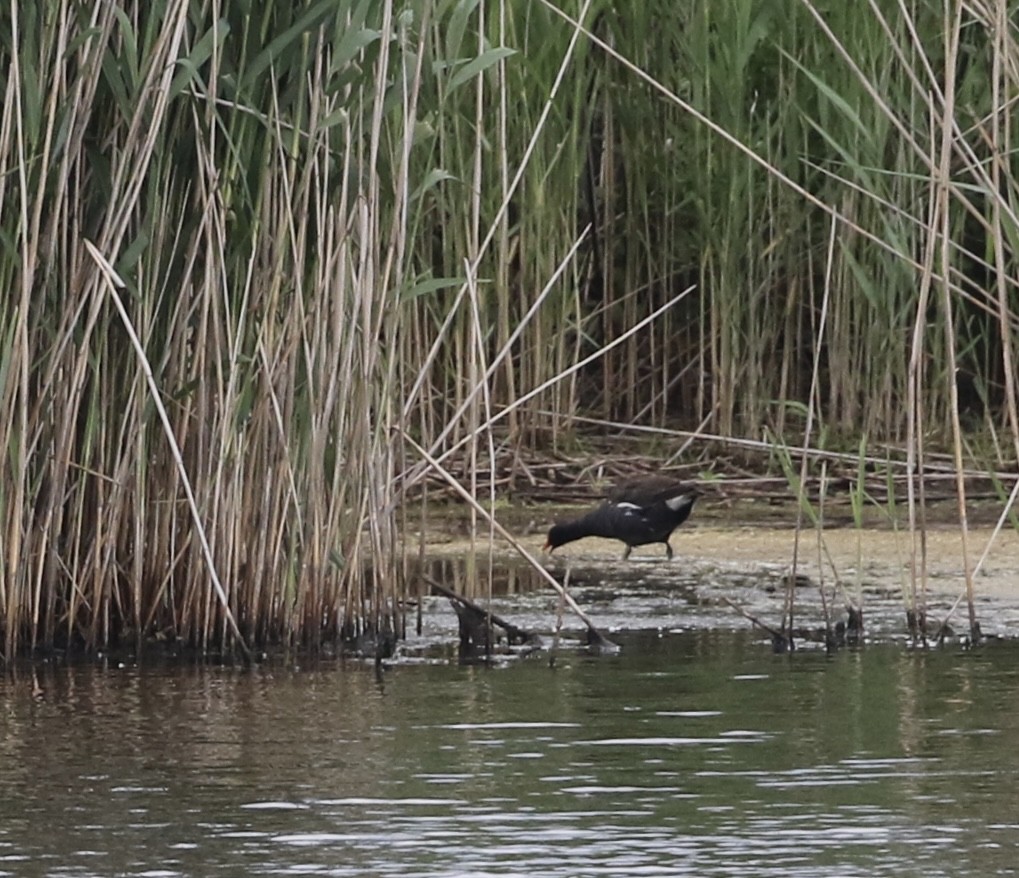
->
[1, 0, 1016, 654]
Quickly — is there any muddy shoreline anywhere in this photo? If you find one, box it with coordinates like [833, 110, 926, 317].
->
[411, 497, 1019, 648]
[13, 499, 1018, 666]
[420, 498, 1019, 595]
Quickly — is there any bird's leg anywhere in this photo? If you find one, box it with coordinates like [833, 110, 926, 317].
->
[665, 542, 674, 560]
[621, 545, 632, 561]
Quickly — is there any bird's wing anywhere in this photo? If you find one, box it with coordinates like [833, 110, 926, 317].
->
[606, 475, 689, 506]
[593, 501, 666, 543]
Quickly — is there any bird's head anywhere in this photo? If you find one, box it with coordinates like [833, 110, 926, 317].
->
[544, 523, 567, 553]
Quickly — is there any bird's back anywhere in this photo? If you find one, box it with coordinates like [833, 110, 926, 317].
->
[590, 476, 698, 545]
[545, 473, 700, 553]
[606, 475, 697, 509]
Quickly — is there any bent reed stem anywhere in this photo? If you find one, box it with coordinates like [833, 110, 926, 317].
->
[401, 431, 617, 650]
[85, 240, 252, 661]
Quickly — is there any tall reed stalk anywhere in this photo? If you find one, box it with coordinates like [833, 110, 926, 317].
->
[1, 0, 1017, 656]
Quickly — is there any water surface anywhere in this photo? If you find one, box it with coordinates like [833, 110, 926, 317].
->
[3, 632, 1018, 876]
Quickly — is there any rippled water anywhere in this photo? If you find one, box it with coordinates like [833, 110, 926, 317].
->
[3, 630, 1019, 877]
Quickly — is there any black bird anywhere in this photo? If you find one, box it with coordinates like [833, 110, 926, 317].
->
[544, 475, 701, 560]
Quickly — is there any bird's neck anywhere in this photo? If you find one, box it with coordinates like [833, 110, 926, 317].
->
[552, 513, 609, 546]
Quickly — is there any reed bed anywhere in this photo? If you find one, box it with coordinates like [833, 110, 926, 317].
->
[1, 0, 1017, 658]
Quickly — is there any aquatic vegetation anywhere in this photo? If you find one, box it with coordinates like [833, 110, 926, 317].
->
[1, 0, 1016, 657]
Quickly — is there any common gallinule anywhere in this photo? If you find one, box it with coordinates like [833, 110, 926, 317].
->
[545, 475, 700, 560]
